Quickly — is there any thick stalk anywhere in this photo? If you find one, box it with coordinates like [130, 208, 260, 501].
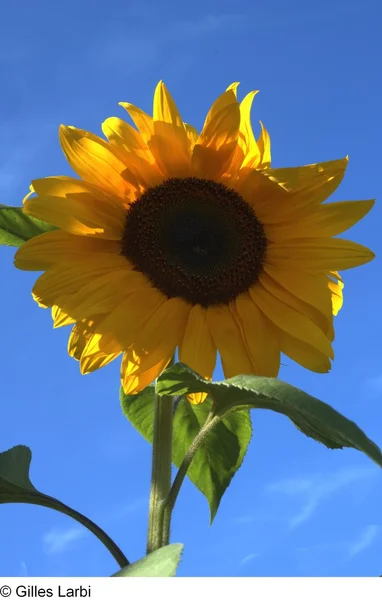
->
[146, 389, 173, 554]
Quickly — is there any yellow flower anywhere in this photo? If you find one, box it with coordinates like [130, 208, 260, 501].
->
[15, 82, 374, 401]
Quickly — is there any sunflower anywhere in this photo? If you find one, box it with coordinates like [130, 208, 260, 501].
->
[14, 82, 374, 401]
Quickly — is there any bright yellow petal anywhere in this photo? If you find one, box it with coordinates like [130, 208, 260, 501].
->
[267, 157, 348, 199]
[267, 238, 375, 272]
[257, 121, 271, 167]
[52, 305, 76, 328]
[102, 117, 164, 187]
[30, 176, 125, 211]
[184, 123, 199, 150]
[80, 337, 122, 374]
[93, 285, 166, 351]
[192, 102, 241, 180]
[150, 81, 191, 177]
[235, 168, 290, 222]
[238, 91, 261, 169]
[68, 315, 121, 373]
[234, 292, 280, 376]
[121, 348, 170, 395]
[23, 190, 126, 240]
[14, 230, 120, 271]
[263, 265, 333, 326]
[267, 199, 375, 241]
[202, 87, 238, 130]
[32, 254, 130, 308]
[118, 102, 154, 144]
[259, 272, 333, 340]
[250, 283, 334, 359]
[59, 125, 139, 200]
[129, 297, 190, 373]
[328, 272, 344, 316]
[207, 304, 253, 378]
[56, 269, 148, 323]
[279, 330, 332, 373]
[179, 304, 217, 404]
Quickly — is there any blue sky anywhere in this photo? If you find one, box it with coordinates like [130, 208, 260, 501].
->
[0, 0, 381, 577]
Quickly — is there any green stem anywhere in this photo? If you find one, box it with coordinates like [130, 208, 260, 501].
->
[146, 387, 173, 554]
[11, 493, 129, 569]
[162, 410, 220, 540]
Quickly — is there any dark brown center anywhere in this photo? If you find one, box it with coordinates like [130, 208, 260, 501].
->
[121, 177, 267, 306]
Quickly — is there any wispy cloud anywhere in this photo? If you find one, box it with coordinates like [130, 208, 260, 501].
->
[267, 466, 375, 529]
[43, 526, 87, 555]
[239, 553, 260, 567]
[42, 497, 144, 556]
[348, 525, 379, 558]
[20, 561, 28, 577]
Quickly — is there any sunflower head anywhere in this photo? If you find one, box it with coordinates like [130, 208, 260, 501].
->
[15, 82, 375, 401]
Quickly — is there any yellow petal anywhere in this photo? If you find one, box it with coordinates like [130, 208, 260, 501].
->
[238, 91, 261, 169]
[267, 238, 375, 272]
[121, 348, 170, 395]
[328, 272, 344, 316]
[32, 254, 130, 308]
[267, 199, 375, 241]
[129, 297, 190, 373]
[118, 102, 154, 144]
[30, 176, 125, 211]
[56, 268, 148, 322]
[279, 330, 332, 373]
[68, 315, 121, 373]
[24, 191, 126, 240]
[263, 265, 333, 332]
[192, 103, 241, 180]
[234, 292, 280, 376]
[235, 168, 290, 222]
[267, 157, 348, 200]
[202, 87, 238, 130]
[207, 304, 253, 378]
[259, 272, 333, 340]
[150, 81, 191, 177]
[52, 305, 76, 328]
[93, 285, 166, 350]
[59, 125, 139, 201]
[257, 121, 271, 167]
[250, 283, 334, 359]
[80, 336, 122, 374]
[79, 335, 123, 373]
[184, 123, 199, 149]
[14, 230, 120, 271]
[179, 304, 217, 404]
[102, 117, 164, 187]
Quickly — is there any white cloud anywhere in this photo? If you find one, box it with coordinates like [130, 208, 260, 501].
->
[20, 561, 28, 577]
[240, 553, 260, 567]
[43, 526, 87, 555]
[348, 525, 379, 558]
[267, 466, 375, 529]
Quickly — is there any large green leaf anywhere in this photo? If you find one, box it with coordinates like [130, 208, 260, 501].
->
[121, 386, 251, 521]
[0, 205, 55, 246]
[0, 445, 129, 567]
[156, 363, 382, 467]
[113, 544, 183, 577]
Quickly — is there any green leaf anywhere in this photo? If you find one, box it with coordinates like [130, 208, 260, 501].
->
[113, 544, 183, 577]
[121, 386, 251, 521]
[0, 205, 55, 246]
[157, 363, 382, 468]
[0, 445, 129, 568]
